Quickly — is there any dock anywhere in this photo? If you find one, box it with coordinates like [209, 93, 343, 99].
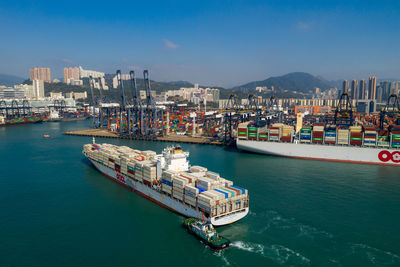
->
[64, 128, 225, 146]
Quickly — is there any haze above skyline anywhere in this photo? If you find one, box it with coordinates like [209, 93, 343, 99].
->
[0, 0, 399, 87]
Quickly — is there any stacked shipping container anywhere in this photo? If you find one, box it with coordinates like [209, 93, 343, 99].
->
[312, 124, 324, 144]
[349, 126, 363, 146]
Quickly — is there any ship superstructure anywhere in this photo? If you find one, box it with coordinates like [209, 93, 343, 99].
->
[83, 141, 249, 225]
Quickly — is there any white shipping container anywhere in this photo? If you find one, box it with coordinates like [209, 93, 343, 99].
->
[198, 194, 215, 205]
[206, 171, 220, 180]
[190, 165, 207, 173]
[184, 185, 199, 196]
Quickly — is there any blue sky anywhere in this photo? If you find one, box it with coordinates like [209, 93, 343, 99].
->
[0, 0, 399, 87]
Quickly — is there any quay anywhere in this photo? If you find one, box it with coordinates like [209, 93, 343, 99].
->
[64, 129, 225, 146]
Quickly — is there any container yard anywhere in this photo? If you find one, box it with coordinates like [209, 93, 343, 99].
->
[83, 140, 249, 225]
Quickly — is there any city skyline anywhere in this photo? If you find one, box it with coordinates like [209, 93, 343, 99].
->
[0, 0, 399, 87]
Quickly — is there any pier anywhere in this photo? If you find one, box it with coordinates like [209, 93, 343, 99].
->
[64, 129, 225, 146]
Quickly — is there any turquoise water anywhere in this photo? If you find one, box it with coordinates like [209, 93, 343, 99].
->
[1, 121, 400, 266]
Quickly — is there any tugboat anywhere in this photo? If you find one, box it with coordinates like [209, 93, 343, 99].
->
[184, 218, 230, 250]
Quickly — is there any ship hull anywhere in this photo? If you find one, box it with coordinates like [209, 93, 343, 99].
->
[88, 158, 249, 225]
[0, 120, 42, 127]
[236, 139, 400, 166]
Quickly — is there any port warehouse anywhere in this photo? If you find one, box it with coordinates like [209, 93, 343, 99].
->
[83, 143, 249, 218]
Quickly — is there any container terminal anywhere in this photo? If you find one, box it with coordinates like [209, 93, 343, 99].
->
[65, 70, 400, 166]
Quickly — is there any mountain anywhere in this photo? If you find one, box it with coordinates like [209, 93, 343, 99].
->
[231, 72, 333, 94]
[0, 74, 25, 87]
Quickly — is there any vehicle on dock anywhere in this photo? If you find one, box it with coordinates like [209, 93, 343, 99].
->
[184, 218, 230, 250]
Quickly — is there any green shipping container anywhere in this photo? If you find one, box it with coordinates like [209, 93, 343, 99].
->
[350, 137, 362, 141]
[258, 134, 268, 138]
[312, 138, 323, 141]
[248, 127, 257, 131]
[238, 131, 247, 135]
[248, 133, 257, 137]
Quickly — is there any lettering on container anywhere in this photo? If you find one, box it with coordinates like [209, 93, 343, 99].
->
[116, 173, 126, 183]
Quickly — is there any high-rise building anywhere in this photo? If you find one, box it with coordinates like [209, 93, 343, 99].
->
[390, 81, 399, 95]
[64, 67, 80, 82]
[381, 81, 391, 102]
[32, 80, 45, 98]
[207, 88, 220, 102]
[376, 84, 384, 103]
[351, 80, 358, 99]
[30, 67, 51, 83]
[359, 79, 367, 99]
[368, 76, 377, 100]
[342, 80, 349, 94]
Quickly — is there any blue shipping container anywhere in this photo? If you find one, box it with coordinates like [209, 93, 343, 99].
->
[161, 179, 173, 186]
[196, 186, 205, 193]
[231, 185, 246, 194]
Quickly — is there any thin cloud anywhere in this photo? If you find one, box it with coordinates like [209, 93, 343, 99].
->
[296, 21, 311, 30]
[60, 58, 73, 64]
[163, 39, 179, 49]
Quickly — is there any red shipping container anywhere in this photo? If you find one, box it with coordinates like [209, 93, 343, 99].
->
[269, 133, 279, 136]
[109, 158, 115, 163]
[179, 174, 193, 183]
[258, 138, 268, 141]
[281, 136, 291, 142]
[350, 133, 362, 137]
[313, 140, 323, 144]
[350, 141, 362, 146]
[248, 137, 257, 140]
[325, 141, 336, 144]
[143, 180, 151, 186]
[226, 186, 241, 195]
[312, 132, 324, 137]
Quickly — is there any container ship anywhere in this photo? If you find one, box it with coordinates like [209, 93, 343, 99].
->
[236, 122, 400, 166]
[0, 115, 43, 127]
[83, 140, 249, 225]
[47, 111, 88, 122]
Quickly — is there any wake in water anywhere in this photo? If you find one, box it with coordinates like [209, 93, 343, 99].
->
[213, 250, 231, 266]
[250, 209, 333, 240]
[231, 241, 311, 266]
[349, 243, 400, 265]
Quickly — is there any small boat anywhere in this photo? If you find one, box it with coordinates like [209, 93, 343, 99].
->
[43, 135, 51, 138]
[184, 218, 230, 250]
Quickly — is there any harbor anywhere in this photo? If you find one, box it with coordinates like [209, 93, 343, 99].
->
[2, 0, 400, 265]
[1, 120, 400, 266]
